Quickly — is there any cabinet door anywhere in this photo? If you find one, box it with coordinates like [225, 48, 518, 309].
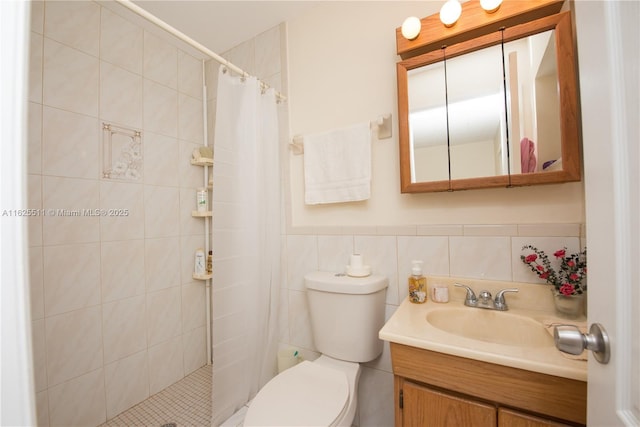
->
[403, 381, 496, 427]
[499, 408, 572, 427]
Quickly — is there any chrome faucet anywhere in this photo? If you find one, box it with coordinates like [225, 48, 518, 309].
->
[454, 283, 518, 311]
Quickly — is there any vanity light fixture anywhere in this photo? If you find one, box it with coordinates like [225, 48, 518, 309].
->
[401, 0, 503, 40]
[480, 0, 503, 13]
[439, 0, 462, 27]
[401, 16, 422, 40]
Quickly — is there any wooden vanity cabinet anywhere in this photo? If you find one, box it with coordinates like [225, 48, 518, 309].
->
[391, 343, 586, 427]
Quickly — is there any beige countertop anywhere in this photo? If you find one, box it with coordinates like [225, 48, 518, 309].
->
[379, 277, 588, 382]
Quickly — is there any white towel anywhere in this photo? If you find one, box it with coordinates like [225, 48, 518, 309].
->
[303, 123, 371, 205]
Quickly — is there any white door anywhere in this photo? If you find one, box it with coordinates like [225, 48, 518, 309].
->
[576, 0, 639, 425]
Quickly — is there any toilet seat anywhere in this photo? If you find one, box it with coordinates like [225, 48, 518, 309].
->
[243, 361, 349, 427]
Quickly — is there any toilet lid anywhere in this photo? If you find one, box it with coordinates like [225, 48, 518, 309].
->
[243, 361, 349, 427]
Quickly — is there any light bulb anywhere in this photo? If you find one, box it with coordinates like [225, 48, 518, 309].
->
[401, 16, 422, 40]
[480, 0, 503, 13]
[440, 0, 462, 27]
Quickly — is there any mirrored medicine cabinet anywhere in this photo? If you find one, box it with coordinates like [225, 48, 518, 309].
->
[397, 8, 581, 193]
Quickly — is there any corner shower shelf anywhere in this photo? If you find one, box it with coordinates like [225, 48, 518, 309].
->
[192, 210, 212, 217]
[193, 273, 212, 281]
[191, 158, 213, 167]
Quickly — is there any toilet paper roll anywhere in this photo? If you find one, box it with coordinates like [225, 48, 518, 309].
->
[349, 254, 363, 268]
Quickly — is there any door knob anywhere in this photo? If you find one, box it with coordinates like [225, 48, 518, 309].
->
[553, 323, 610, 364]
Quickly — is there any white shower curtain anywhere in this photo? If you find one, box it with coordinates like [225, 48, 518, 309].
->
[211, 67, 281, 426]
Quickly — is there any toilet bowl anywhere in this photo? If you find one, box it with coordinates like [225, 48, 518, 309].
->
[243, 271, 388, 427]
[243, 355, 360, 427]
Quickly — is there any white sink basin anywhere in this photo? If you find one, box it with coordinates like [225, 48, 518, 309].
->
[426, 307, 554, 348]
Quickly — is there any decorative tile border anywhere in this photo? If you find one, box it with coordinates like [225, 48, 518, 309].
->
[102, 122, 143, 182]
[287, 223, 583, 237]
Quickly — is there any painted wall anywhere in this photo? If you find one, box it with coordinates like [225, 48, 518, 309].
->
[26, 1, 208, 425]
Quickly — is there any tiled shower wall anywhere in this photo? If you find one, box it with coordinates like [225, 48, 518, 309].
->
[280, 224, 584, 426]
[27, 1, 208, 425]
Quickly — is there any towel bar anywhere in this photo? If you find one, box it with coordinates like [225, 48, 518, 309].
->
[289, 114, 392, 155]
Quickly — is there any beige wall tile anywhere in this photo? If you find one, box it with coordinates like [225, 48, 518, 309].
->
[27, 174, 42, 247]
[42, 106, 99, 179]
[143, 79, 178, 138]
[145, 237, 181, 292]
[182, 326, 206, 375]
[146, 287, 182, 346]
[143, 132, 179, 187]
[449, 236, 512, 281]
[102, 295, 147, 364]
[100, 181, 145, 242]
[143, 31, 178, 89]
[43, 39, 98, 116]
[35, 390, 49, 427]
[100, 8, 143, 74]
[179, 141, 205, 188]
[27, 102, 42, 174]
[104, 351, 149, 419]
[44, 1, 100, 56]
[31, 319, 47, 392]
[148, 335, 184, 395]
[42, 177, 100, 246]
[47, 368, 106, 427]
[43, 243, 100, 316]
[28, 246, 44, 319]
[178, 51, 202, 100]
[45, 306, 103, 386]
[30, 1, 44, 35]
[100, 62, 143, 129]
[101, 239, 145, 303]
[29, 33, 43, 104]
[143, 185, 179, 238]
[181, 282, 206, 331]
[178, 93, 204, 144]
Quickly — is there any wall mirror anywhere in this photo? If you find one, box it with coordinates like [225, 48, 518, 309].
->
[397, 11, 581, 193]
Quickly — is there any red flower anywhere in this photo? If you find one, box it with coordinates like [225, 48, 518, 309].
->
[559, 283, 575, 295]
[521, 245, 587, 294]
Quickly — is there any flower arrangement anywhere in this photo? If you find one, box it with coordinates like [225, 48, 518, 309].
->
[521, 245, 587, 296]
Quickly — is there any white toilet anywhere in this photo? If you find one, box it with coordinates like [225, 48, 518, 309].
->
[243, 271, 388, 427]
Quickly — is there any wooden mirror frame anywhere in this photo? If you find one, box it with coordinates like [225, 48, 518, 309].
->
[397, 11, 581, 193]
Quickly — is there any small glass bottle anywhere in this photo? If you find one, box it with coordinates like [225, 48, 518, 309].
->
[408, 260, 427, 304]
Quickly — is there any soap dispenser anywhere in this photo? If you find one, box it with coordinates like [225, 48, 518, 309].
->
[409, 260, 427, 304]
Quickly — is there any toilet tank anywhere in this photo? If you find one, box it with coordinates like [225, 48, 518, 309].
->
[304, 271, 388, 363]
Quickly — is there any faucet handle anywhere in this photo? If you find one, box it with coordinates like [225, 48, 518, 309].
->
[494, 288, 519, 310]
[454, 283, 478, 306]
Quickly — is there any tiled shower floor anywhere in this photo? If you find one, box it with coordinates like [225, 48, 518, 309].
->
[100, 365, 212, 427]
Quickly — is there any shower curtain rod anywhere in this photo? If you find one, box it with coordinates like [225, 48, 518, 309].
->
[115, 0, 287, 102]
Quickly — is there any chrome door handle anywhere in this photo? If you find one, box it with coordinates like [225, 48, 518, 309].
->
[554, 323, 610, 364]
